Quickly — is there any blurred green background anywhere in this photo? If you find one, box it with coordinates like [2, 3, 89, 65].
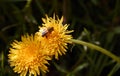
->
[0, 0, 120, 76]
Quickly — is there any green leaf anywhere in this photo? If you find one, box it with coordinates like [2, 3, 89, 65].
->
[108, 63, 120, 76]
[72, 63, 89, 74]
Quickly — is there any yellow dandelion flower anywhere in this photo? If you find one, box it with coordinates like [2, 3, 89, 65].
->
[36, 15, 73, 59]
[8, 34, 51, 76]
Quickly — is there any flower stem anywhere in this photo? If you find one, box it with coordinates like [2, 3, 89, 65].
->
[70, 39, 120, 63]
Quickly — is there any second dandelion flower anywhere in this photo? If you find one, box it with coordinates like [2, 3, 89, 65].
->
[36, 15, 73, 59]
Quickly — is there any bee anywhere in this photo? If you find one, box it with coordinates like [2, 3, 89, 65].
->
[40, 27, 54, 37]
